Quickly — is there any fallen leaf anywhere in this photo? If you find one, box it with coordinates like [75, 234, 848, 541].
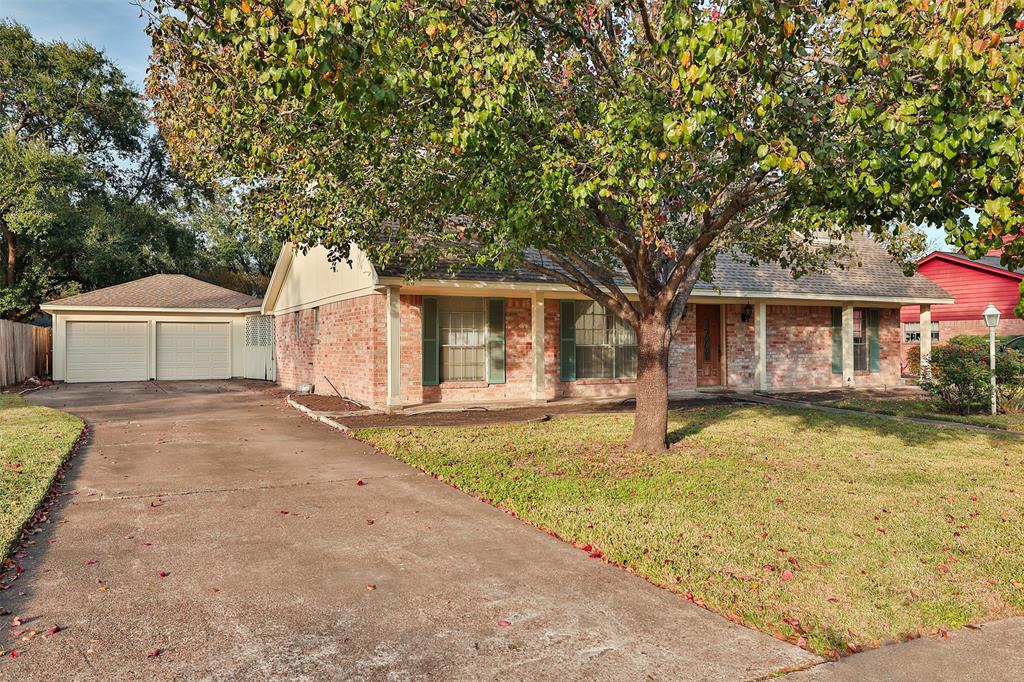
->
[147, 648, 160, 658]
[588, 550, 604, 559]
[365, 519, 374, 525]
[781, 570, 794, 581]
[158, 571, 169, 578]
[279, 510, 289, 515]
[47, 625, 61, 636]
[366, 583, 376, 591]
[497, 619, 511, 627]
[9, 650, 18, 659]
[10, 616, 23, 626]
[85, 560, 97, 566]
[356, 480, 366, 486]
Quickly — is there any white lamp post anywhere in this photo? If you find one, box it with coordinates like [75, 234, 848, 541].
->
[983, 303, 1001, 415]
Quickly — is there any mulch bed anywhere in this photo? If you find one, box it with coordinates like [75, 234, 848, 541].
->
[341, 397, 720, 429]
[764, 387, 927, 403]
[292, 393, 368, 413]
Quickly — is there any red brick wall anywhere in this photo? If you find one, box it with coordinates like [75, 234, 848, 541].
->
[400, 295, 535, 403]
[274, 294, 387, 405]
[725, 304, 755, 389]
[765, 305, 901, 390]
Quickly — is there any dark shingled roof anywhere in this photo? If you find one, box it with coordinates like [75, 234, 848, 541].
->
[46, 274, 263, 310]
[937, 251, 1023, 276]
[378, 234, 952, 302]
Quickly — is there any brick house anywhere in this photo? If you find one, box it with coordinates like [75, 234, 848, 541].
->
[262, 235, 951, 409]
[900, 250, 1024, 364]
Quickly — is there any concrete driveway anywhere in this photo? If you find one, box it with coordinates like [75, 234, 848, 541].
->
[4, 380, 817, 680]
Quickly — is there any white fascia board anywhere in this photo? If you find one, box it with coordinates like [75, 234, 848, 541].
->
[40, 305, 260, 314]
[260, 242, 295, 315]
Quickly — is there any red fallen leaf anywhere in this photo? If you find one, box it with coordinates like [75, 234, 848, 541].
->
[497, 619, 511, 627]
[365, 519, 374, 525]
[279, 510, 289, 515]
[781, 570, 794, 581]
[937, 627, 950, 640]
[10, 616, 23, 626]
[356, 479, 366, 486]
[937, 564, 950, 574]
[142, 543, 152, 547]
[796, 637, 807, 647]
[9, 650, 18, 658]
[581, 544, 592, 552]
[158, 571, 169, 578]
[147, 648, 160, 658]
[366, 584, 376, 591]
[588, 550, 604, 559]
[47, 625, 61, 636]
[876, 527, 886, 534]
[14, 564, 24, 575]
[85, 560, 97, 566]
[1017, 19, 1024, 30]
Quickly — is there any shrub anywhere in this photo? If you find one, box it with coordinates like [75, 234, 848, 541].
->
[995, 349, 1024, 414]
[921, 345, 991, 414]
[904, 346, 921, 376]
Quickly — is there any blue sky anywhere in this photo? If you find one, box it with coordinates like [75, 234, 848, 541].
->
[2, 0, 953, 251]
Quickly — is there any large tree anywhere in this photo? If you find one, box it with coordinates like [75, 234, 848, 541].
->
[0, 21, 214, 319]
[149, 1, 1023, 450]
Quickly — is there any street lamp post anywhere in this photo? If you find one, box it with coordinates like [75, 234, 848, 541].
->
[983, 303, 1001, 416]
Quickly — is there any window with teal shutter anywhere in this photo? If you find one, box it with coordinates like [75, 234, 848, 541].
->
[868, 308, 880, 373]
[559, 300, 576, 381]
[487, 299, 506, 384]
[422, 297, 439, 386]
[831, 307, 842, 374]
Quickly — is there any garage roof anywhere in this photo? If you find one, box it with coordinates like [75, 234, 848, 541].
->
[44, 275, 262, 311]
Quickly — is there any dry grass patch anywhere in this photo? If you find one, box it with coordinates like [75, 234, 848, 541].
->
[357, 405, 1024, 657]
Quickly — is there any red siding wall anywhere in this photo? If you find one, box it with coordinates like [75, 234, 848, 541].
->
[900, 256, 1022, 323]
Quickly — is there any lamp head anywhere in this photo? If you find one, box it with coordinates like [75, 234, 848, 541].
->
[983, 303, 1001, 329]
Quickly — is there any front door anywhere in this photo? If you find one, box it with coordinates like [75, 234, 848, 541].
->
[695, 305, 722, 387]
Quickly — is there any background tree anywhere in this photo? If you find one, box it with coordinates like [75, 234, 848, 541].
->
[149, 1, 1023, 450]
[0, 21, 261, 319]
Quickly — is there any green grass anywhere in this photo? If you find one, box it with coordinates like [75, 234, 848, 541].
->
[0, 394, 83, 559]
[356, 405, 1024, 657]
[824, 396, 1024, 432]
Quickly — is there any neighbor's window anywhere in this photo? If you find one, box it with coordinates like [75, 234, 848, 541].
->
[903, 322, 939, 343]
[439, 297, 486, 382]
[853, 309, 867, 371]
[574, 301, 637, 379]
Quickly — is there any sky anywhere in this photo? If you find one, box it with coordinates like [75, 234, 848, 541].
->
[1, 0, 953, 251]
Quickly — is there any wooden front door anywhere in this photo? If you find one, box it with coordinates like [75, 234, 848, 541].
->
[695, 305, 722, 387]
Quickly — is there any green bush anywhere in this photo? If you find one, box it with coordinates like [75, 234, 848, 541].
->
[904, 345, 921, 376]
[921, 345, 991, 414]
[995, 349, 1024, 414]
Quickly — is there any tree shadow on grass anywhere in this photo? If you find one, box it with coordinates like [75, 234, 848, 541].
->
[665, 400, 1020, 449]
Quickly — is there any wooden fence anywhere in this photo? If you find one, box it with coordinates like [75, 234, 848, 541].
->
[0, 320, 52, 387]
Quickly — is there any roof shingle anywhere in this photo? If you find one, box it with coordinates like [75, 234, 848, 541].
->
[45, 274, 263, 310]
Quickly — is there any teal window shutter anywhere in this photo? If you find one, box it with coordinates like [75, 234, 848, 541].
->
[422, 297, 439, 386]
[487, 299, 506, 384]
[559, 300, 576, 381]
[831, 307, 843, 374]
[868, 308, 881, 373]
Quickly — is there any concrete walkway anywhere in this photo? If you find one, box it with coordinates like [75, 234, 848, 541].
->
[4, 381, 817, 680]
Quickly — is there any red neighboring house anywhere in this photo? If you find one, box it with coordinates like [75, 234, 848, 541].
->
[900, 250, 1024, 361]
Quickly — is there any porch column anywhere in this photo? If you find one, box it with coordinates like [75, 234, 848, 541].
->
[753, 302, 768, 392]
[919, 304, 932, 379]
[531, 291, 546, 401]
[842, 304, 855, 388]
[385, 286, 402, 410]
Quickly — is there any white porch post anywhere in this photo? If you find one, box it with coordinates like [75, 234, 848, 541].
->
[918, 304, 932, 380]
[842, 304, 855, 388]
[753, 302, 768, 392]
[531, 292, 546, 401]
[385, 286, 402, 410]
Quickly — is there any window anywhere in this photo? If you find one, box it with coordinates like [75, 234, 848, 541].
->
[853, 309, 867, 372]
[312, 307, 320, 340]
[903, 322, 939, 343]
[439, 297, 486, 382]
[573, 301, 637, 379]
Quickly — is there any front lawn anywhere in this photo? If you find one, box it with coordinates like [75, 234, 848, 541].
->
[824, 396, 1024, 432]
[0, 394, 84, 559]
[357, 405, 1024, 657]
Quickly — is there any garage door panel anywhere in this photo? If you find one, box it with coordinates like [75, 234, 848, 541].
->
[157, 323, 230, 380]
[66, 322, 148, 383]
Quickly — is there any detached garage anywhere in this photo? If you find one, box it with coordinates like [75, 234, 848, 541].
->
[42, 275, 276, 383]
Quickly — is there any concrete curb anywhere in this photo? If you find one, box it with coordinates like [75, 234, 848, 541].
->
[286, 394, 351, 433]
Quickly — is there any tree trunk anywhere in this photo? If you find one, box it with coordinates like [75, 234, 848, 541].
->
[3, 223, 15, 287]
[629, 311, 672, 451]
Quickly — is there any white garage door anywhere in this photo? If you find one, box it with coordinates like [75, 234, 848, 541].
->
[157, 322, 231, 380]
[66, 321, 148, 383]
